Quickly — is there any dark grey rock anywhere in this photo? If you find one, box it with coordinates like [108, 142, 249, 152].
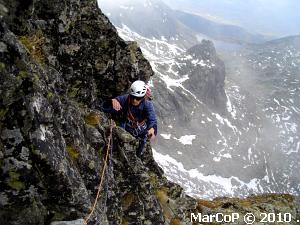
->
[0, 41, 7, 52]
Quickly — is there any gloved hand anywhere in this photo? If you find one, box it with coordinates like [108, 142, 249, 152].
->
[112, 99, 122, 111]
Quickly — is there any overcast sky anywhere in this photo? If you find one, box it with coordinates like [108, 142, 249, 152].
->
[160, 0, 300, 37]
[98, 0, 300, 37]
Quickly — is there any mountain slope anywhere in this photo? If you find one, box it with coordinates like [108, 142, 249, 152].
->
[223, 35, 300, 196]
[157, 34, 300, 198]
[103, 3, 300, 198]
[174, 10, 266, 44]
[99, 0, 267, 50]
[98, 0, 198, 48]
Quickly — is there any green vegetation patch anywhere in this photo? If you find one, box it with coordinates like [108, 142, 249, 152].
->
[0, 108, 8, 121]
[47, 91, 54, 100]
[7, 170, 24, 190]
[84, 112, 101, 126]
[67, 87, 79, 98]
[66, 144, 79, 160]
[149, 172, 159, 187]
[0, 62, 5, 71]
[121, 218, 129, 225]
[67, 80, 82, 98]
[169, 218, 181, 225]
[128, 41, 138, 64]
[197, 199, 223, 209]
[15, 57, 27, 70]
[156, 188, 173, 220]
[18, 30, 45, 64]
[16, 70, 29, 81]
[121, 192, 135, 211]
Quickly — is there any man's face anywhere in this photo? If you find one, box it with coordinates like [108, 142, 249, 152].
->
[130, 95, 143, 106]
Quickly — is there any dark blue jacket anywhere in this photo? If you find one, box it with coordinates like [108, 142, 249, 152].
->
[101, 94, 158, 135]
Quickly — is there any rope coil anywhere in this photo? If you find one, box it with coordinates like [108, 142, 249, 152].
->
[81, 119, 114, 225]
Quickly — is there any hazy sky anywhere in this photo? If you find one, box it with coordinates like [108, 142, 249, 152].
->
[161, 0, 300, 37]
[98, 0, 300, 37]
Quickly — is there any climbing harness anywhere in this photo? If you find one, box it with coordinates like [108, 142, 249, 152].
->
[81, 119, 114, 225]
[127, 105, 147, 128]
[123, 96, 148, 137]
[127, 107, 147, 137]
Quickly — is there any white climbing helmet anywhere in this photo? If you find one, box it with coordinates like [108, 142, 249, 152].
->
[130, 80, 147, 97]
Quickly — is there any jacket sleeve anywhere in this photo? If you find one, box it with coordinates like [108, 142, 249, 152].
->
[145, 101, 158, 135]
[101, 94, 128, 113]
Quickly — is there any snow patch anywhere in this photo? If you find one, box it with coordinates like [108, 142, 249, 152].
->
[226, 91, 237, 119]
[213, 157, 221, 162]
[222, 153, 232, 159]
[159, 74, 189, 92]
[153, 150, 262, 197]
[160, 133, 171, 139]
[214, 113, 238, 133]
[119, 5, 134, 10]
[173, 135, 196, 145]
[286, 141, 300, 155]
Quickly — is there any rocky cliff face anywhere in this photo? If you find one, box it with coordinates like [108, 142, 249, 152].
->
[0, 0, 171, 224]
[180, 40, 226, 112]
[0, 1, 299, 225]
[2, 0, 153, 101]
[186, 40, 227, 112]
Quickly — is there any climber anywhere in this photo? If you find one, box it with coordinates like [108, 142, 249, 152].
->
[101, 80, 157, 157]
